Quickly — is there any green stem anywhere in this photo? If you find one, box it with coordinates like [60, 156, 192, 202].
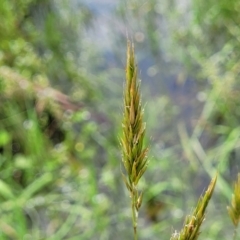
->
[233, 226, 238, 240]
[131, 188, 138, 240]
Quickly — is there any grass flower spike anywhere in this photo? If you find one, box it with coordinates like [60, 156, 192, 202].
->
[227, 173, 240, 239]
[170, 174, 217, 240]
[121, 41, 149, 239]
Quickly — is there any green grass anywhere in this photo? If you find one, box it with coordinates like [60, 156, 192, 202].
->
[1, 0, 240, 239]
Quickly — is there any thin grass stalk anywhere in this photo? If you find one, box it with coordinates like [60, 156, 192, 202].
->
[170, 174, 217, 240]
[121, 41, 149, 240]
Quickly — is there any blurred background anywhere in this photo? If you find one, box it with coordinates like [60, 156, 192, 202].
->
[0, 0, 240, 239]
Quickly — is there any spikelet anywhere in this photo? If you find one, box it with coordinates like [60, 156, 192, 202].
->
[227, 173, 240, 239]
[170, 174, 217, 240]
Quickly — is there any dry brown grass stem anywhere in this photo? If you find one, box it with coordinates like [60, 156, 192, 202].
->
[121, 41, 149, 240]
[170, 174, 217, 240]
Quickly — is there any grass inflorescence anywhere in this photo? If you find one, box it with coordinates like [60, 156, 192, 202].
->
[170, 174, 217, 240]
[121, 41, 149, 239]
[227, 173, 240, 239]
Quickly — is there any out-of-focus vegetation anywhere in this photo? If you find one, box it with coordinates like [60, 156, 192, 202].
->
[0, 0, 240, 239]
[0, 1, 118, 239]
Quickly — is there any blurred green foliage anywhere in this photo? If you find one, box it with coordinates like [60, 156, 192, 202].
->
[0, 0, 114, 239]
[175, 0, 240, 175]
